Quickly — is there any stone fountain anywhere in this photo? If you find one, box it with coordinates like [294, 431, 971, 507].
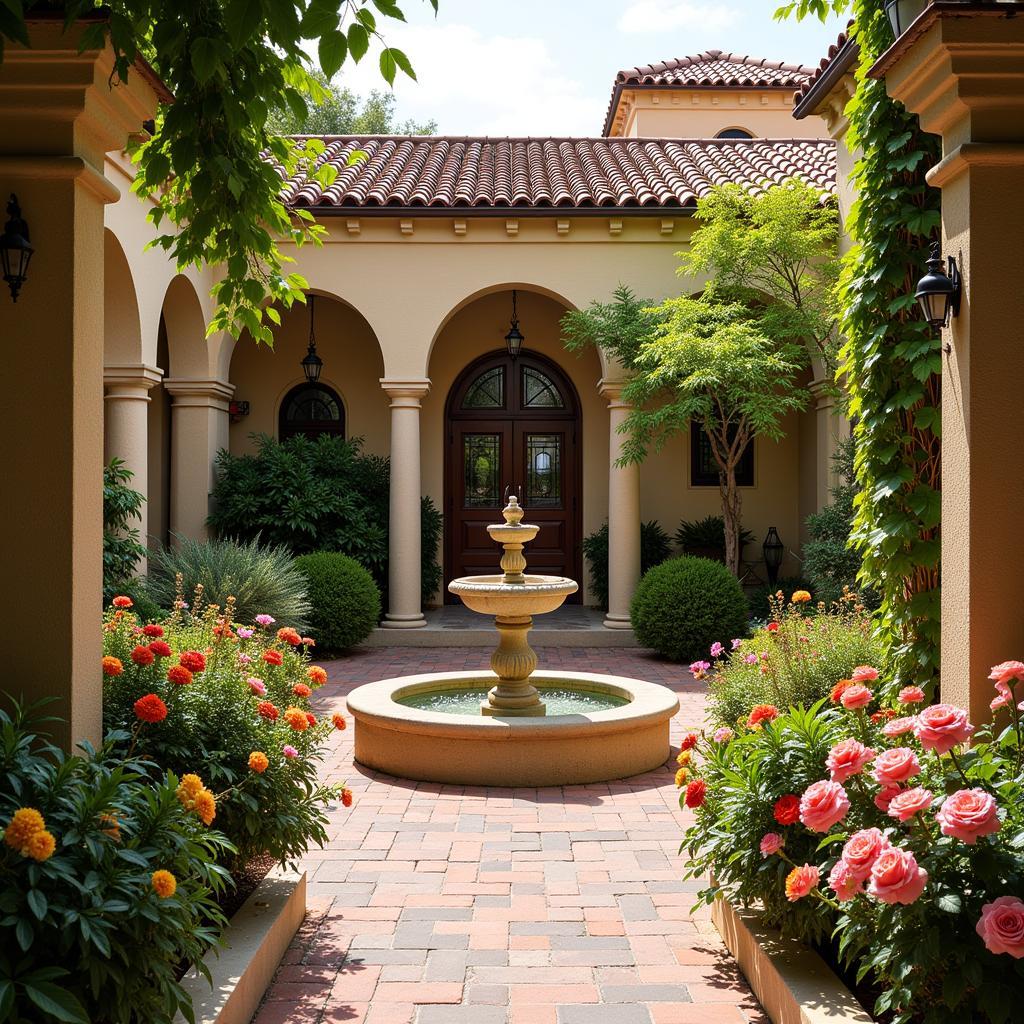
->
[345, 497, 679, 787]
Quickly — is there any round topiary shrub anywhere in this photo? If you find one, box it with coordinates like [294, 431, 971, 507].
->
[292, 552, 381, 653]
[630, 556, 748, 662]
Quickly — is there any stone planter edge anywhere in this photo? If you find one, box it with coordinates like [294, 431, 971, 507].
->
[711, 893, 874, 1024]
[173, 865, 306, 1024]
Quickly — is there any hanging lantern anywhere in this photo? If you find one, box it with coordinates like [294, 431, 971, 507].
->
[0, 194, 33, 302]
[301, 294, 324, 384]
[504, 289, 525, 359]
[763, 527, 785, 586]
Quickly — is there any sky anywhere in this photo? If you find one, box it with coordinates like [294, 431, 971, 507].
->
[337, 0, 849, 137]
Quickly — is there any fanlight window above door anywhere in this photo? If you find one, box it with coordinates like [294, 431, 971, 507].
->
[522, 365, 564, 408]
[462, 366, 505, 408]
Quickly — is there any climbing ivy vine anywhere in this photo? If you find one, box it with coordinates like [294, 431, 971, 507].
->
[778, 0, 942, 689]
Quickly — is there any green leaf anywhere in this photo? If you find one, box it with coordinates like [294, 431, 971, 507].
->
[224, 0, 262, 44]
[26, 889, 47, 920]
[24, 982, 89, 1024]
[387, 47, 416, 81]
[379, 47, 396, 85]
[347, 22, 369, 62]
[318, 30, 348, 79]
[190, 38, 222, 84]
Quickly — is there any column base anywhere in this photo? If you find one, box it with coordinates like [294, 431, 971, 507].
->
[603, 614, 633, 630]
[381, 614, 428, 629]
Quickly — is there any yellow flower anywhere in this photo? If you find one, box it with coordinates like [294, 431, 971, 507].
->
[248, 751, 269, 774]
[25, 830, 55, 861]
[151, 870, 177, 898]
[178, 774, 204, 799]
[193, 789, 216, 826]
[4, 807, 45, 853]
[791, 590, 812, 604]
[674, 767, 688, 787]
[676, 750, 691, 767]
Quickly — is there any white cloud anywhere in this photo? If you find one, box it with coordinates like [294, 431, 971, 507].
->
[617, 0, 740, 34]
[336, 21, 602, 136]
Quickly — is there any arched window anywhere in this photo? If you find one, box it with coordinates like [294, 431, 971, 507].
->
[716, 127, 754, 139]
[278, 382, 345, 441]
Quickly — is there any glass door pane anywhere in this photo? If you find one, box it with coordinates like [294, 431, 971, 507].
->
[463, 433, 502, 508]
[525, 433, 561, 508]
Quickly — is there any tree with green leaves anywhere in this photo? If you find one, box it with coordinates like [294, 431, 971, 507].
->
[0, 0, 436, 344]
[267, 69, 437, 134]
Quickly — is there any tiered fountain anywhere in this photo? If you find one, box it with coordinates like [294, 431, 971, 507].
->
[346, 497, 679, 786]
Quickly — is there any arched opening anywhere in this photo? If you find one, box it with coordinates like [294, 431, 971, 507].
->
[716, 127, 754, 139]
[445, 349, 582, 602]
[278, 381, 346, 441]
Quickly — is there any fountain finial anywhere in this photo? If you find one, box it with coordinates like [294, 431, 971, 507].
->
[502, 494, 524, 526]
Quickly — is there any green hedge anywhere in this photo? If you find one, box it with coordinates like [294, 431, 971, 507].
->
[293, 552, 381, 653]
[581, 520, 672, 609]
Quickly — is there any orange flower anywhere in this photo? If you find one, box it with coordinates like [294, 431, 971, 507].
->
[283, 706, 309, 732]
[263, 649, 283, 667]
[248, 751, 269, 774]
[301, 637, 316, 647]
[257, 701, 279, 721]
[142, 624, 164, 638]
[179, 650, 206, 673]
[341, 788, 353, 808]
[98, 812, 121, 841]
[167, 665, 193, 686]
[25, 830, 56, 861]
[791, 590, 812, 604]
[112, 595, 133, 608]
[292, 683, 312, 699]
[130, 645, 155, 667]
[307, 666, 328, 687]
[332, 714, 347, 731]
[277, 627, 302, 647]
[134, 694, 168, 723]
[151, 870, 177, 898]
[830, 679, 853, 703]
[102, 656, 123, 678]
[193, 789, 216, 826]
[177, 774, 204, 802]
[679, 732, 699, 751]
[4, 808, 45, 853]
[747, 704, 779, 728]
[674, 767, 688, 787]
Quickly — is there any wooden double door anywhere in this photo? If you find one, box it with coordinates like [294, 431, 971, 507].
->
[445, 352, 581, 601]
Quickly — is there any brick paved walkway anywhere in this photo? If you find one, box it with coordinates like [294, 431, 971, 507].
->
[253, 648, 765, 1024]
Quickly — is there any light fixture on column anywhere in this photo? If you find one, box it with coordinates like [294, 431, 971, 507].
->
[504, 289, 525, 359]
[0, 194, 33, 302]
[884, 0, 926, 39]
[762, 527, 784, 586]
[915, 241, 961, 330]
[301, 293, 324, 384]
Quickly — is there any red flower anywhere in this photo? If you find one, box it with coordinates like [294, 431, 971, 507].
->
[130, 645, 155, 667]
[305, 712, 316, 727]
[134, 694, 167, 723]
[263, 649, 283, 667]
[257, 701, 279, 722]
[341, 788, 353, 808]
[277, 627, 302, 647]
[292, 683, 312, 699]
[747, 704, 779, 727]
[680, 732, 699, 751]
[332, 714, 347, 731]
[142, 624, 164, 638]
[112, 596, 133, 608]
[774, 794, 801, 826]
[179, 650, 206, 673]
[102, 656, 123, 677]
[767, 622, 780, 633]
[684, 779, 707, 809]
[148, 640, 172, 658]
[167, 665, 193, 686]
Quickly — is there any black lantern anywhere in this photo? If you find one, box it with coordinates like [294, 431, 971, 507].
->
[0, 194, 33, 302]
[915, 241, 961, 330]
[763, 527, 784, 586]
[301, 294, 324, 384]
[884, 0, 926, 38]
[504, 289, 525, 359]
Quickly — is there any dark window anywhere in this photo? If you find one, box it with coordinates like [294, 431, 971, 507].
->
[691, 424, 754, 486]
[716, 128, 753, 139]
[463, 366, 505, 409]
[522, 366, 565, 408]
[278, 383, 345, 441]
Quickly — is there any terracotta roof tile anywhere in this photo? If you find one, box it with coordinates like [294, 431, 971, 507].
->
[792, 27, 857, 113]
[277, 136, 836, 214]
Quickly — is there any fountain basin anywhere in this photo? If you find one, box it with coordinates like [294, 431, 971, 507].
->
[447, 574, 577, 617]
[346, 670, 680, 787]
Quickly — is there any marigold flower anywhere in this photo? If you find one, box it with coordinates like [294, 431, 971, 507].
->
[151, 870, 177, 898]
[134, 694, 168, 723]
[112, 595, 133, 608]
[747, 704, 779, 728]
[332, 714, 347, 731]
[791, 590, 812, 604]
[102, 656, 123, 678]
[341, 788, 354, 808]
[684, 779, 706, 808]
[148, 640, 172, 658]
[674, 767, 688, 787]
[277, 627, 302, 646]
[177, 774, 205, 801]
[284, 706, 309, 731]
[308, 665, 328, 687]
[179, 650, 206, 673]
[193, 789, 216, 826]
[263, 649, 284, 667]
[292, 683, 312, 699]
[4, 808, 45, 853]
[248, 751, 269, 774]
[257, 701, 279, 721]
[130, 645, 155, 667]
[25, 829, 56, 861]
[773, 794, 800, 825]
[766, 622, 780, 633]
[676, 750, 691, 766]
[785, 864, 819, 901]
[142, 624, 164, 638]
[167, 664, 193, 686]
[679, 732, 699, 751]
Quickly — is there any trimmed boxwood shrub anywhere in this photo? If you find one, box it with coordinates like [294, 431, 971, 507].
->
[630, 556, 748, 662]
[293, 552, 381, 653]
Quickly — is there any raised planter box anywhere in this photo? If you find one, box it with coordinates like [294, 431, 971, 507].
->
[712, 894, 873, 1024]
[173, 866, 306, 1024]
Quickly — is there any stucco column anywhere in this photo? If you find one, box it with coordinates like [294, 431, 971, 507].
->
[104, 364, 163, 564]
[600, 380, 641, 629]
[164, 379, 233, 542]
[810, 379, 849, 510]
[381, 379, 430, 628]
[878, 8, 1024, 720]
[0, 26, 161, 749]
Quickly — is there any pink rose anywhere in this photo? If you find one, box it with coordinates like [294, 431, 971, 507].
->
[785, 864, 820, 902]
[799, 780, 851, 833]
[874, 786, 901, 813]
[712, 726, 734, 743]
[868, 847, 928, 904]
[851, 665, 879, 683]
[989, 661, 1024, 686]
[871, 747, 921, 787]
[936, 789, 1000, 844]
[887, 787, 933, 822]
[841, 828, 890, 880]
[976, 896, 1024, 958]
[282, 744, 298, 759]
[826, 739, 876, 783]
[991, 681, 1014, 711]
[882, 716, 917, 738]
[840, 684, 873, 710]
[828, 859, 863, 901]
[913, 704, 974, 754]
[760, 832, 783, 857]
[898, 686, 926, 705]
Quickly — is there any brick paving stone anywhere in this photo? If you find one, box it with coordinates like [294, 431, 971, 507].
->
[249, 648, 763, 1024]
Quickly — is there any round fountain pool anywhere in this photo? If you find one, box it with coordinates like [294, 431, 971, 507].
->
[347, 670, 680, 787]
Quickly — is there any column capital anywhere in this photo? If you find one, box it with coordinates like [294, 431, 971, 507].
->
[597, 378, 631, 406]
[163, 378, 234, 409]
[104, 363, 163, 398]
[381, 378, 431, 405]
[808, 377, 837, 410]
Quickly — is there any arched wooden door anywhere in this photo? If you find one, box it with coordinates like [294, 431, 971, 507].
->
[445, 351, 582, 602]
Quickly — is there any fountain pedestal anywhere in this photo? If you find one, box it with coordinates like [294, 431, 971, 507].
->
[485, 615, 543, 716]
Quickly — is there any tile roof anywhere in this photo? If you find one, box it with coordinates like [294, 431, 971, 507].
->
[277, 136, 836, 214]
[792, 28, 857, 117]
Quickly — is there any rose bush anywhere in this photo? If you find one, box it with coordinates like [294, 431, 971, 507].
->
[101, 585, 351, 867]
[680, 661, 1024, 1023]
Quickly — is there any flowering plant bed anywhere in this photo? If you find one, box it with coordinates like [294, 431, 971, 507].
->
[678, 657, 1024, 1023]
